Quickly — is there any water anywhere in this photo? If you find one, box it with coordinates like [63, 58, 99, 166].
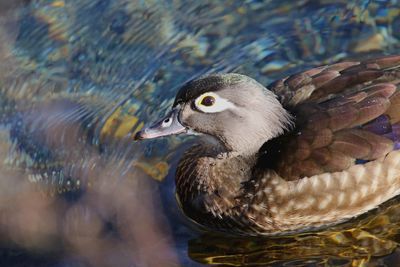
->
[1, 0, 400, 266]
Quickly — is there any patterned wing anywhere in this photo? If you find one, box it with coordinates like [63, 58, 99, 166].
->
[270, 55, 400, 107]
[266, 55, 400, 180]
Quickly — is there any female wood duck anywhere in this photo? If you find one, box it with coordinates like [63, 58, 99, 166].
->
[135, 55, 400, 235]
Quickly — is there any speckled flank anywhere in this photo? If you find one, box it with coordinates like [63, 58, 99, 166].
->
[247, 150, 400, 233]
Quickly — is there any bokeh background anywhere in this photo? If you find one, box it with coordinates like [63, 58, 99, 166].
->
[1, 0, 400, 266]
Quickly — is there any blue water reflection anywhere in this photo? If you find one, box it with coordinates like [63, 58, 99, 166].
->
[0, 0, 400, 266]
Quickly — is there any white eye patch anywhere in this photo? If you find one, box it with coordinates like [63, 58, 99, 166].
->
[194, 92, 236, 113]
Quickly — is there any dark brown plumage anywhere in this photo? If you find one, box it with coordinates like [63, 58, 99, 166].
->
[268, 56, 400, 181]
[136, 55, 400, 235]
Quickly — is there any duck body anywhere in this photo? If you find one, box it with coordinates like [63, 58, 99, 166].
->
[136, 55, 400, 235]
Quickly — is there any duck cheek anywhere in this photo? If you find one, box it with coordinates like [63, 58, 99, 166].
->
[187, 114, 219, 136]
[180, 105, 198, 125]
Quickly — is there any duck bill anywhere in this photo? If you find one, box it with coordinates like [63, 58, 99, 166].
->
[134, 108, 187, 140]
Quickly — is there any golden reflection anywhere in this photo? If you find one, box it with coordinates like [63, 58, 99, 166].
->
[189, 198, 400, 266]
[2, 0, 400, 266]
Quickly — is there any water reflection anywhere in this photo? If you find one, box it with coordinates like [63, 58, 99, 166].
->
[0, 111, 179, 267]
[1, 0, 400, 266]
[189, 197, 400, 266]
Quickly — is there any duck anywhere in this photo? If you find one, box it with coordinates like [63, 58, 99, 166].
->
[135, 55, 400, 236]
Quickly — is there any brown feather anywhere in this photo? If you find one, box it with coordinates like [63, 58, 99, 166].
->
[351, 97, 390, 126]
[306, 111, 330, 130]
[310, 128, 333, 149]
[294, 139, 311, 160]
[324, 61, 359, 71]
[364, 55, 400, 69]
[365, 83, 396, 98]
[309, 70, 383, 100]
[268, 55, 400, 181]
[386, 91, 400, 123]
[310, 71, 340, 88]
[327, 105, 359, 131]
[311, 148, 331, 165]
[290, 159, 324, 178]
[285, 72, 312, 90]
[349, 130, 393, 159]
[322, 148, 353, 172]
[330, 130, 371, 159]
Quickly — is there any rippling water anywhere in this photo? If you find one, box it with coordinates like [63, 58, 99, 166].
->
[1, 0, 400, 266]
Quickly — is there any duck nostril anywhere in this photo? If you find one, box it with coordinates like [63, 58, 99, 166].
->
[162, 117, 172, 127]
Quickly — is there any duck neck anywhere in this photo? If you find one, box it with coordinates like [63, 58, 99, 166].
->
[175, 142, 258, 222]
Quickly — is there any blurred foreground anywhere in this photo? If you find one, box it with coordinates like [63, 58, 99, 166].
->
[2, 0, 400, 267]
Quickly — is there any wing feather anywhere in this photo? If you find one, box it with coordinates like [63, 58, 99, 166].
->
[266, 55, 400, 181]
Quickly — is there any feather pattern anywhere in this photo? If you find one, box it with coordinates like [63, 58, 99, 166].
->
[265, 56, 400, 181]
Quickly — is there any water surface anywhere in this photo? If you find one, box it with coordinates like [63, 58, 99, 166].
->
[1, 0, 400, 266]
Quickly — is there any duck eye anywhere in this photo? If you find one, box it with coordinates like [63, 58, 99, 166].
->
[194, 92, 236, 113]
[201, 96, 215, 107]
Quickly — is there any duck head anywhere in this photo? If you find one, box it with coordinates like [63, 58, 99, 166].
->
[135, 74, 293, 155]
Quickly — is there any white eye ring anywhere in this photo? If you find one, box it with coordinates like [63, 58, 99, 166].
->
[194, 92, 236, 113]
[161, 117, 172, 128]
